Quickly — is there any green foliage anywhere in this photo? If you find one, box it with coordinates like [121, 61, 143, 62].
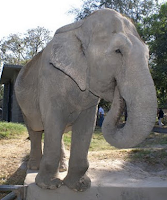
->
[141, 3, 167, 106]
[69, 0, 160, 24]
[0, 122, 26, 139]
[68, 0, 99, 20]
[99, 99, 111, 111]
[0, 27, 52, 65]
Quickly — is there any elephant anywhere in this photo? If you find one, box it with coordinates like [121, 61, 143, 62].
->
[15, 8, 157, 192]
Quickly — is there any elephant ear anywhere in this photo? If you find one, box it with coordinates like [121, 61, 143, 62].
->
[50, 21, 88, 91]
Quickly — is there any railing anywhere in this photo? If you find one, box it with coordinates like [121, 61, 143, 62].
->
[0, 185, 27, 200]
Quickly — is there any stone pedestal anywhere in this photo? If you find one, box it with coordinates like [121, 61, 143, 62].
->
[24, 169, 167, 200]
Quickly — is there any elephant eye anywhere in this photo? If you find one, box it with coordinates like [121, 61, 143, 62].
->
[115, 49, 121, 54]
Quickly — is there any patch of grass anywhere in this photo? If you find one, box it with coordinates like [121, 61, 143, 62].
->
[129, 149, 153, 159]
[63, 132, 72, 150]
[63, 129, 167, 152]
[89, 128, 116, 151]
[127, 148, 167, 166]
[63, 128, 116, 151]
[1, 122, 167, 164]
[0, 122, 27, 140]
[64, 129, 167, 165]
[137, 132, 167, 148]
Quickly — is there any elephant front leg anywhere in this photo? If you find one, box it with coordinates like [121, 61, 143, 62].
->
[35, 115, 66, 189]
[64, 106, 97, 191]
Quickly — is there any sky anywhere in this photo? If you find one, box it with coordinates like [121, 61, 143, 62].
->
[0, 0, 82, 39]
[0, 0, 165, 40]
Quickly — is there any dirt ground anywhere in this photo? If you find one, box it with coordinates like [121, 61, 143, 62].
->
[1, 131, 167, 199]
[0, 135, 30, 198]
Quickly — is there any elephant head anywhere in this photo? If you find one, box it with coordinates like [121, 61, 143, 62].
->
[50, 9, 157, 148]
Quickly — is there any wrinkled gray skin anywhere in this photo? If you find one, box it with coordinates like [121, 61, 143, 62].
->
[15, 9, 157, 192]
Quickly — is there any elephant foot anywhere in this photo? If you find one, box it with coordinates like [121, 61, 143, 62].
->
[63, 174, 91, 192]
[35, 173, 63, 189]
[27, 159, 40, 170]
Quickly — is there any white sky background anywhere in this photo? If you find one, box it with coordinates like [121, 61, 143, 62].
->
[0, 0, 82, 39]
[0, 0, 165, 40]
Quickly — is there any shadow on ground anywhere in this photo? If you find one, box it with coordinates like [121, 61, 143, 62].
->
[152, 126, 167, 133]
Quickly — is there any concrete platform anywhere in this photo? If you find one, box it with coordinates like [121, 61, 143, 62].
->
[24, 167, 167, 200]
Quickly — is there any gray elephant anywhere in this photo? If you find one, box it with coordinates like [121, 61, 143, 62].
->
[15, 9, 157, 191]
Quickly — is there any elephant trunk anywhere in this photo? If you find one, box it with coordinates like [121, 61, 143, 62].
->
[102, 59, 157, 149]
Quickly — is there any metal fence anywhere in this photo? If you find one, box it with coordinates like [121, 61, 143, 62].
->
[0, 185, 27, 200]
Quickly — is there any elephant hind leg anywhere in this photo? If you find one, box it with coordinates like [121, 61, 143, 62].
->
[59, 138, 68, 172]
[26, 126, 67, 171]
[27, 128, 43, 170]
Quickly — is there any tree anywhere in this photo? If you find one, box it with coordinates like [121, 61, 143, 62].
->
[24, 27, 51, 60]
[0, 27, 52, 65]
[69, 0, 160, 23]
[0, 34, 25, 64]
[141, 3, 167, 106]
